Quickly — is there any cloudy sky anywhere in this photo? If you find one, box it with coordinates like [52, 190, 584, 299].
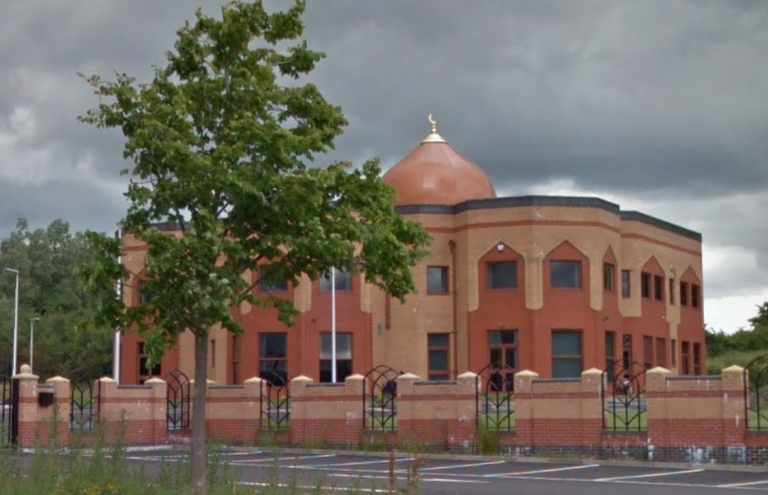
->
[1, 0, 766, 332]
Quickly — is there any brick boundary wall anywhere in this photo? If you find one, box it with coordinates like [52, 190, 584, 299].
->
[10, 362, 766, 465]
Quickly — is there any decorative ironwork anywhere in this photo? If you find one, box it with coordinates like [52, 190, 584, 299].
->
[602, 360, 647, 431]
[744, 354, 768, 430]
[69, 368, 100, 431]
[165, 370, 191, 431]
[0, 375, 16, 446]
[261, 369, 290, 430]
[476, 363, 515, 432]
[363, 365, 400, 431]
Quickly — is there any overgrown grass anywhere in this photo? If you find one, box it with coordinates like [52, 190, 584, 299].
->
[604, 410, 647, 431]
[708, 349, 766, 375]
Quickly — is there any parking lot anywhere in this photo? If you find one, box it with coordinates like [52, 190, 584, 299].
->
[121, 448, 768, 494]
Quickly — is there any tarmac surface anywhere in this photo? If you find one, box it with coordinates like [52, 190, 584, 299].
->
[118, 448, 768, 494]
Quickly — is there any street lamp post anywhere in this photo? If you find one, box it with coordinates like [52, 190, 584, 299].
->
[4, 268, 19, 376]
[29, 317, 39, 372]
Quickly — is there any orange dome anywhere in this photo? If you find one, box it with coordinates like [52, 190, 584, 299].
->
[382, 120, 496, 206]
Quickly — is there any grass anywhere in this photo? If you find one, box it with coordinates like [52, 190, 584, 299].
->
[604, 410, 647, 431]
[478, 412, 515, 431]
[708, 349, 766, 375]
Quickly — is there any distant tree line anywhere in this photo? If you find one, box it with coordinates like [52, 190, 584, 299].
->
[706, 302, 768, 373]
[0, 218, 113, 379]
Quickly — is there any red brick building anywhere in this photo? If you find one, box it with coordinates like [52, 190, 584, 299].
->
[117, 121, 705, 384]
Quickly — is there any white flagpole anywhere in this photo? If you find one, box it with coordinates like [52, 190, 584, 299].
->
[331, 267, 337, 383]
[114, 228, 122, 383]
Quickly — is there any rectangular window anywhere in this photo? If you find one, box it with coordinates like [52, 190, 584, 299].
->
[487, 261, 517, 289]
[655, 337, 666, 368]
[681, 341, 690, 375]
[138, 342, 161, 384]
[643, 336, 653, 370]
[427, 266, 449, 294]
[621, 270, 631, 298]
[669, 278, 675, 305]
[605, 331, 616, 371]
[654, 275, 663, 301]
[232, 335, 241, 385]
[210, 339, 216, 369]
[693, 342, 702, 375]
[138, 280, 155, 305]
[671, 339, 677, 367]
[428, 333, 450, 380]
[641, 272, 651, 298]
[320, 269, 352, 292]
[259, 267, 288, 292]
[320, 333, 352, 383]
[488, 330, 518, 370]
[622, 334, 633, 369]
[603, 263, 615, 292]
[259, 333, 287, 385]
[550, 260, 581, 288]
[680, 282, 689, 306]
[692, 284, 700, 308]
[552, 330, 582, 378]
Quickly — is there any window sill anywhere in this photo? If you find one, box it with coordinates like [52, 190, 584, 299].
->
[427, 292, 450, 296]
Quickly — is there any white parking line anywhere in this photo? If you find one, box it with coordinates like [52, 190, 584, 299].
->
[489, 463, 600, 478]
[403, 460, 506, 473]
[231, 453, 337, 465]
[718, 479, 768, 488]
[328, 473, 488, 484]
[596, 468, 704, 482]
[312, 458, 414, 468]
[238, 480, 390, 493]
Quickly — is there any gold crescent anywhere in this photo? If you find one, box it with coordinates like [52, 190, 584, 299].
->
[428, 114, 436, 126]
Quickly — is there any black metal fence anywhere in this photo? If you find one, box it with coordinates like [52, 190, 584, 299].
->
[261, 369, 290, 430]
[363, 365, 399, 431]
[0, 375, 17, 446]
[601, 360, 647, 431]
[744, 354, 768, 430]
[476, 363, 515, 432]
[165, 370, 191, 431]
[69, 371, 100, 431]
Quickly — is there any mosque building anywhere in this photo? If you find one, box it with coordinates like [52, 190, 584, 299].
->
[118, 117, 706, 384]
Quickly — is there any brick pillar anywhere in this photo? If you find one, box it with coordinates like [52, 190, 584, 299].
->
[645, 366, 671, 461]
[394, 372, 420, 444]
[722, 365, 747, 460]
[455, 371, 478, 450]
[243, 376, 264, 442]
[46, 376, 71, 447]
[145, 377, 168, 444]
[288, 375, 313, 446]
[96, 376, 119, 443]
[343, 374, 365, 447]
[513, 369, 538, 455]
[580, 368, 603, 451]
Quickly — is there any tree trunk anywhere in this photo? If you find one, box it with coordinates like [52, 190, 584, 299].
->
[192, 333, 208, 494]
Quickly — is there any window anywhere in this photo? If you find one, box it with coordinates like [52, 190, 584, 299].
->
[320, 269, 352, 292]
[605, 331, 616, 371]
[681, 341, 690, 375]
[138, 280, 155, 305]
[692, 284, 700, 308]
[654, 275, 663, 301]
[621, 270, 631, 298]
[487, 261, 517, 289]
[259, 333, 287, 385]
[259, 267, 287, 292]
[552, 331, 582, 378]
[641, 272, 651, 298]
[622, 334, 633, 369]
[320, 333, 352, 383]
[643, 336, 653, 370]
[138, 343, 161, 384]
[671, 339, 677, 367]
[550, 261, 581, 288]
[489, 330, 518, 369]
[669, 279, 675, 305]
[427, 266, 449, 294]
[603, 263, 615, 292]
[693, 342, 702, 375]
[211, 339, 216, 369]
[428, 334, 450, 380]
[680, 282, 689, 306]
[232, 335, 241, 384]
[655, 337, 666, 368]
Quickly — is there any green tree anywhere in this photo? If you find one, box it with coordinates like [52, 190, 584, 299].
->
[79, 1, 430, 491]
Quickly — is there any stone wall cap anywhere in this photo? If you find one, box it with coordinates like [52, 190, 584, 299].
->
[46, 376, 70, 383]
[581, 368, 602, 376]
[514, 369, 539, 378]
[13, 372, 39, 380]
[98, 376, 117, 383]
[345, 374, 364, 381]
[291, 375, 314, 383]
[723, 365, 745, 373]
[145, 377, 166, 385]
[457, 371, 477, 379]
[647, 366, 672, 374]
[19, 364, 31, 374]
[397, 372, 421, 380]
[243, 376, 263, 384]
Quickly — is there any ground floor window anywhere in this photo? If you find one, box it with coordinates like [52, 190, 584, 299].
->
[643, 336, 653, 370]
[488, 330, 517, 369]
[693, 342, 702, 375]
[622, 334, 633, 369]
[259, 333, 287, 385]
[138, 342, 161, 384]
[320, 332, 352, 383]
[656, 337, 666, 368]
[681, 341, 690, 375]
[671, 339, 677, 367]
[428, 333, 450, 380]
[552, 330, 582, 378]
[232, 335, 241, 385]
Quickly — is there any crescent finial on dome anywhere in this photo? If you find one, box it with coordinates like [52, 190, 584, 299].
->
[422, 113, 446, 143]
[428, 113, 437, 133]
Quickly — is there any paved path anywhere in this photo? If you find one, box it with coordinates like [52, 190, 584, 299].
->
[119, 448, 768, 494]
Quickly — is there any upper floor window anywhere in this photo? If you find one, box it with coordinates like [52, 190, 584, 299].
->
[487, 261, 517, 289]
[138, 280, 155, 305]
[550, 260, 581, 288]
[680, 282, 689, 306]
[427, 266, 449, 294]
[691, 284, 700, 308]
[654, 275, 664, 301]
[259, 268, 287, 292]
[320, 268, 352, 292]
[669, 278, 675, 305]
[603, 263, 615, 292]
[621, 270, 631, 298]
[641, 272, 651, 298]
